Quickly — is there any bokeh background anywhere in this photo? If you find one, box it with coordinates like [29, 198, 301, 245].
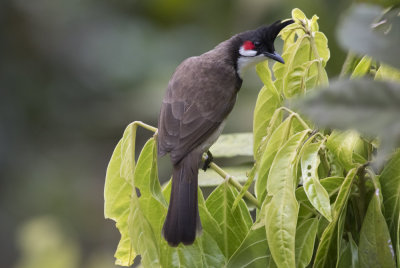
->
[1, 0, 350, 267]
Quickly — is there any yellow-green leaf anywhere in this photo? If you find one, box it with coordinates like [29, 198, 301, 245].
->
[300, 140, 332, 221]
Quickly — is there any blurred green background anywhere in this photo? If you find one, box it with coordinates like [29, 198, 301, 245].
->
[0, 0, 349, 267]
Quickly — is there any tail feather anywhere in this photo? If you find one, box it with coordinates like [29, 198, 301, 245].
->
[162, 152, 202, 246]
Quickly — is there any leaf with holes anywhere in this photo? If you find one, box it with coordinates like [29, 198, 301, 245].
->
[300, 139, 332, 221]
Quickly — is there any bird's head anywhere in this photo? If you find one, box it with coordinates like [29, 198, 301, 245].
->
[236, 19, 294, 77]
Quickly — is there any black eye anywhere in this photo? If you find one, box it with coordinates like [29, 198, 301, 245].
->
[254, 41, 261, 47]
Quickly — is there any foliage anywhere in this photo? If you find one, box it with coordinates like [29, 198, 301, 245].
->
[105, 6, 400, 268]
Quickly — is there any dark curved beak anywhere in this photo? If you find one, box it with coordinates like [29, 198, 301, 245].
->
[264, 51, 285, 64]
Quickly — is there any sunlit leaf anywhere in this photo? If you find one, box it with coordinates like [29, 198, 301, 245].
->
[128, 189, 161, 267]
[120, 123, 137, 184]
[104, 140, 135, 266]
[326, 130, 363, 171]
[265, 130, 310, 267]
[295, 218, 318, 268]
[274, 10, 329, 98]
[253, 62, 282, 158]
[133, 137, 166, 206]
[314, 168, 357, 268]
[359, 191, 396, 268]
[300, 139, 332, 221]
[296, 177, 344, 211]
[256, 115, 304, 201]
[265, 188, 298, 268]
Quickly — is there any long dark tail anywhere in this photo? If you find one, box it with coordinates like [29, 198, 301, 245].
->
[162, 152, 202, 246]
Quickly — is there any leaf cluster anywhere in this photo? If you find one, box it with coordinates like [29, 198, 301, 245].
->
[104, 6, 400, 268]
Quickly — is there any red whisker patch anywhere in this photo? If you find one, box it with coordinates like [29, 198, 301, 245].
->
[243, 40, 255, 50]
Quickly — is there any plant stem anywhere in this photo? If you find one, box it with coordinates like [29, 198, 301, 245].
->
[204, 156, 261, 209]
[131, 121, 158, 133]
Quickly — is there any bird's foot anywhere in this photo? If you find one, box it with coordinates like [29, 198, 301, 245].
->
[202, 151, 214, 171]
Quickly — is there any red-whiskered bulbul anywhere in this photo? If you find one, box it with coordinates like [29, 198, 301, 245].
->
[158, 19, 294, 246]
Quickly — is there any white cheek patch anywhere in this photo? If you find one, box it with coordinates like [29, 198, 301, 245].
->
[237, 54, 267, 78]
[239, 46, 257, 57]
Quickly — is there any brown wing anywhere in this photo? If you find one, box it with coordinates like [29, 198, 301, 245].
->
[158, 56, 241, 164]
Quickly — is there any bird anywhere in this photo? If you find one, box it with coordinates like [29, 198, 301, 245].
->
[157, 19, 294, 247]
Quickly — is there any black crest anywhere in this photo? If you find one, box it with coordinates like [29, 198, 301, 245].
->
[262, 19, 295, 42]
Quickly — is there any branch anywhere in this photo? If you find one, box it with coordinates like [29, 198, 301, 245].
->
[130, 121, 261, 209]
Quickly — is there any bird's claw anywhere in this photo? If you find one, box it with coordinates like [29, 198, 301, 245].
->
[202, 151, 213, 171]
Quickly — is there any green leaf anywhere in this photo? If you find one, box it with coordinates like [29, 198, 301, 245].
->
[326, 130, 363, 171]
[256, 115, 297, 200]
[206, 181, 252, 259]
[274, 10, 329, 98]
[296, 176, 345, 204]
[313, 168, 358, 268]
[160, 182, 226, 267]
[359, 191, 396, 268]
[210, 132, 253, 158]
[267, 127, 309, 195]
[227, 226, 272, 268]
[120, 123, 137, 184]
[265, 188, 298, 268]
[267, 129, 310, 194]
[295, 218, 319, 268]
[104, 140, 135, 266]
[300, 140, 332, 221]
[350, 56, 372, 78]
[133, 137, 166, 206]
[128, 189, 161, 267]
[265, 130, 310, 268]
[253, 62, 282, 157]
[337, 4, 400, 69]
[380, 150, 400, 254]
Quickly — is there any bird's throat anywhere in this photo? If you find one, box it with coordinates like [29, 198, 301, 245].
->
[236, 55, 267, 78]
